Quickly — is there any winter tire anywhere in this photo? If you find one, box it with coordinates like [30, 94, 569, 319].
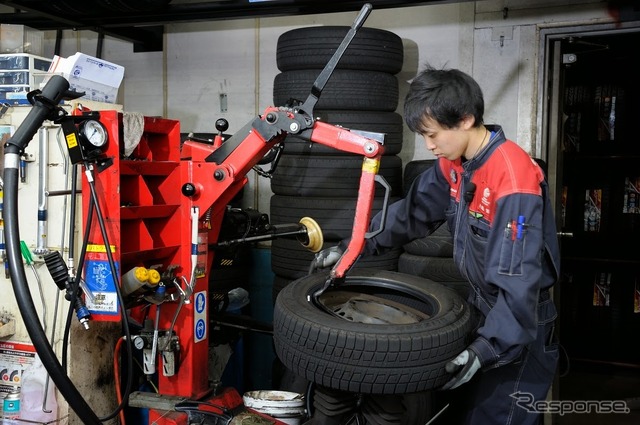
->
[271, 154, 402, 198]
[273, 69, 399, 112]
[273, 269, 473, 394]
[402, 225, 454, 257]
[271, 238, 401, 279]
[397, 253, 469, 299]
[277, 26, 404, 74]
[270, 195, 398, 241]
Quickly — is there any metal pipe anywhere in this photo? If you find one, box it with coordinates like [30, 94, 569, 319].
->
[43, 125, 73, 413]
[45, 189, 74, 197]
[34, 126, 49, 256]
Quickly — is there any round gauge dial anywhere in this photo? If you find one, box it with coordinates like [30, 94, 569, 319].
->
[132, 335, 145, 350]
[79, 119, 108, 148]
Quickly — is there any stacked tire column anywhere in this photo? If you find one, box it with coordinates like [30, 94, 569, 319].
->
[269, 25, 406, 302]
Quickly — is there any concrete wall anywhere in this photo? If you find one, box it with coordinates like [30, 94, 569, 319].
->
[1, 0, 617, 423]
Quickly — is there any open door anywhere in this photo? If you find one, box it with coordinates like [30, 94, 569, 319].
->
[540, 22, 640, 424]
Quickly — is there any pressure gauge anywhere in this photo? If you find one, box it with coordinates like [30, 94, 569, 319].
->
[132, 335, 146, 350]
[79, 119, 108, 148]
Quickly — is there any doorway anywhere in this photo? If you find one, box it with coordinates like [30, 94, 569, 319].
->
[539, 21, 640, 425]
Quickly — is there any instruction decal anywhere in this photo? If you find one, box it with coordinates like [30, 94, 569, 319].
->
[84, 245, 119, 316]
[194, 291, 207, 343]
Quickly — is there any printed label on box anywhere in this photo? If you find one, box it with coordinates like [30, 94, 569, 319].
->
[593, 272, 611, 307]
[0, 341, 36, 394]
[623, 177, 640, 214]
[584, 189, 602, 232]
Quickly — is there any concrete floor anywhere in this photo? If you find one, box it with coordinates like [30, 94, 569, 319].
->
[555, 363, 640, 425]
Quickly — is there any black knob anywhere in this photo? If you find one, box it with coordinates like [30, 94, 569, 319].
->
[214, 169, 225, 181]
[265, 112, 278, 124]
[182, 183, 197, 197]
[215, 118, 229, 133]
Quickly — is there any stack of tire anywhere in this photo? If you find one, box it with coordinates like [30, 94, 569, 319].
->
[397, 160, 470, 299]
[269, 26, 406, 303]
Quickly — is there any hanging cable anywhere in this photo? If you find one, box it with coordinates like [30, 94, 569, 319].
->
[114, 336, 126, 425]
[61, 164, 93, 371]
[81, 160, 134, 422]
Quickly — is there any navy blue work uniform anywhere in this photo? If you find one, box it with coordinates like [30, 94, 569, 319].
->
[362, 125, 561, 424]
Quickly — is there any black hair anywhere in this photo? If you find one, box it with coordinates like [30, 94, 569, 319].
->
[404, 64, 484, 133]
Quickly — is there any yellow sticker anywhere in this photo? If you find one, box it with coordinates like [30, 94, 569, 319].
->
[87, 244, 116, 253]
[66, 133, 78, 148]
[362, 157, 380, 173]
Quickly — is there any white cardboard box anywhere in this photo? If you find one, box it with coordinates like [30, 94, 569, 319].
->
[47, 52, 124, 103]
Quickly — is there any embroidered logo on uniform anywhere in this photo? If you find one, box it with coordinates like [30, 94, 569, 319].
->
[470, 211, 484, 219]
[450, 169, 457, 183]
[478, 187, 492, 216]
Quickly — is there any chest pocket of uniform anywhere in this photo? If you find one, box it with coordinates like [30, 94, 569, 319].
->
[467, 214, 490, 239]
[498, 223, 524, 276]
[466, 215, 490, 253]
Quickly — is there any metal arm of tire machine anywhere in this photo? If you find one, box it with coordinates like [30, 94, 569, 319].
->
[142, 4, 392, 423]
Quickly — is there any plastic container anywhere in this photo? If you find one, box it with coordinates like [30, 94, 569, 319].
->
[3, 387, 21, 420]
[243, 390, 306, 425]
[121, 266, 150, 297]
[19, 355, 58, 423]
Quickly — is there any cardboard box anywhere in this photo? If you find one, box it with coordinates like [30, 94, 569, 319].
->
[47, 52, 124, 103]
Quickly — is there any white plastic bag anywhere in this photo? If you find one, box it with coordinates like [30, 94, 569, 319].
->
[19, 354, 58, 422]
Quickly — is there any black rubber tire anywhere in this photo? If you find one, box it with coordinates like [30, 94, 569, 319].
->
[271, 154, 403, 198]
[397, 253, 470, 300]
[276, 26, 404, 74]
[283, 110, 403, 156]
[271, 238, 401, 280]
[273, 69, 399, 112]
[270, 195, 398, 241]
[397, 253, 465, 282]
[272, 274, 294, 306]
[402, 225, 454, 257]
[273, 269, 473, 394]
[308, 385, 432, 424]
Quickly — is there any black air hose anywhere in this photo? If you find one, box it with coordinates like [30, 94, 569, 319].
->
[3, 75, 102, 424]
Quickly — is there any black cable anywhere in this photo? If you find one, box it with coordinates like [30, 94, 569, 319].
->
[3, 75, 102, 424]
[82, 161, 135, 422]
[61, 164, 80, 372]
[62, 164, 93, 372]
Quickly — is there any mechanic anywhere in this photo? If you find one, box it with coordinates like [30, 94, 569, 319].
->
[315, 65, 560, 424]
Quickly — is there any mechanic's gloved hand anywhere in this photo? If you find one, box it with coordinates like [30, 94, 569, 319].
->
[441, 349, 481, 390]
[313, 246, 344, 269]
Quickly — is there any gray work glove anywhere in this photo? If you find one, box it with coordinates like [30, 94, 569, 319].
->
[441, 349, 481, 390]
[312, 245, 344, 269]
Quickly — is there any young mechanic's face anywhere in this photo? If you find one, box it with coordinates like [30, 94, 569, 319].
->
[419, 116, 472, 161]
